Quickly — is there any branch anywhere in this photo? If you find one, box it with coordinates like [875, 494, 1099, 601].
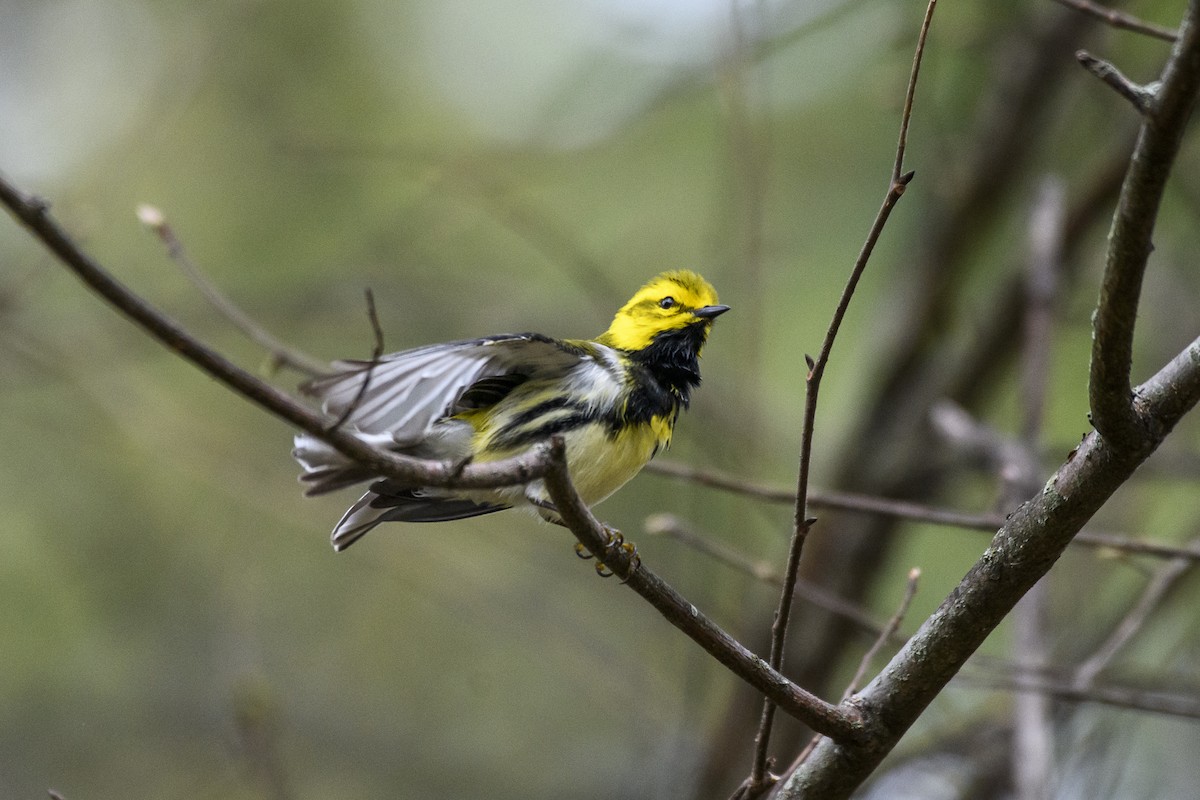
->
[1051, 0, 1178, 42]
[747, 2, 937, 789]
[780, 336, 1200, 797]
[1076, 51, 1159, 114]
[1072, 538, 1197, 689]
[0, 177, 559, 506]
[961, 670, 1200, 722]
[539, 439, 864, 742]
[0, 174, 868, 742]
[643, 513, 894, 641]
[1088, 4, 1200, 451]
[649, 459, 1200, 564]
[843, 567, 920, 701]
[135, 204, 330, 377]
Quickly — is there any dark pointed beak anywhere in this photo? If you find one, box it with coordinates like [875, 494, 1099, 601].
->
[693, 304, 731, 320]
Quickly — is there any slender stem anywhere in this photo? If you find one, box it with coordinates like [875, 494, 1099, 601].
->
[961, 670, 1200, 722]
[644, 514, 893, 639]
[748, 3, 936, 788]
[1051, 0, 1178, 42]
[842, 568, 920, 701]
[1072, 538, 1198, 689]
[0, 171, 868, 741]
[136, 204, 330, 377]
[540, 439, 865, 742]
[0, 178, 555, 494]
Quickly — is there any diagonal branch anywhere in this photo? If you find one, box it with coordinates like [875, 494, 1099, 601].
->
[1088, 2, 1200, 451]
[779, 335, 1200, 798]
[539, 439, 864, 742]
[0, 170, 864, 743]
[1051, 0, 1178, 42]
[0, 174, 553, 496]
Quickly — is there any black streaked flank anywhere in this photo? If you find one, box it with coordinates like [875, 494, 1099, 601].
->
[492, 410, 596, 449]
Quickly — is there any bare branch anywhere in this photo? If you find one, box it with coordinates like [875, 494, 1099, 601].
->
[326, 288, 385, 432]
[1088, 5, 1200, 451]
[0, 176, 556, 498]
[538, 438, 865, 742]
[782, 335, 1200, 797]
[748, 3, 938, 788]
[961, 670, 1200, 722]
[1052, 0, 1178, 42]
[1073, 538, 1198, 689]
[1076, 51, 1159, 114]
[648, 459, 1200, 564]
[0, 171, 867, 741]
[843, 567, 920, 701]
[644, 513, 894, 641]
[135, 203, 329, 377]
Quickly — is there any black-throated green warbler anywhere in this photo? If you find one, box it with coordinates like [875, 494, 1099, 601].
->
[294, 270, 728, 550]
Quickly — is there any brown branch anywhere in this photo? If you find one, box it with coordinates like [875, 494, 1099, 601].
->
[643, 513, 893, 641]
[647, 458, 1005, 529]
[648, 458, 1200, 563]
[135, 204, 329, 377]
[1073, 538, 1198, 689]
[1051, 0, 1178, 42]
[780, 334, 1200, 797]
[539, 439, 865, 742]
[0, 172, 869, 742]
[326, 288, 385, 432]
[960, 670, 1200, 722]
[0, 177, 560, 504]
[1088, 5, 1200, 451]
[843, 567, 920, 701]
[747, 4, 938, 789]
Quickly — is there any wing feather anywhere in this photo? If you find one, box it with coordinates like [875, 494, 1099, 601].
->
[294, 334, 591, 493]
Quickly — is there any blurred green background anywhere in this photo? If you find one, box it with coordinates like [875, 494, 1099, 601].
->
[3, 1, 1200, 798]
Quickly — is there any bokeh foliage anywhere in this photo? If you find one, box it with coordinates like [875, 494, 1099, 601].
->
[3, 1, 1200, 798]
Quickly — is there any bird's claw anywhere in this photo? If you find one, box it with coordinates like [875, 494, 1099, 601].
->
[588, 527, 640, 580]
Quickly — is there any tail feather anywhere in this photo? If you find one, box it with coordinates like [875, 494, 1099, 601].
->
[331, 481, 508, 551]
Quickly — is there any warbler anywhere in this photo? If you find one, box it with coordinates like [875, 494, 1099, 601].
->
[293, 270, 728, 550]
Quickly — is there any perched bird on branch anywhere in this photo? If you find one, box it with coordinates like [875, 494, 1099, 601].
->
[294, 270, 728, 550]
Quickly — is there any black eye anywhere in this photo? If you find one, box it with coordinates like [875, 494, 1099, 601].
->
[659, 296, 676, 309]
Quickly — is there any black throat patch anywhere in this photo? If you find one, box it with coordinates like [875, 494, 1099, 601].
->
[621, 322, 708, 424]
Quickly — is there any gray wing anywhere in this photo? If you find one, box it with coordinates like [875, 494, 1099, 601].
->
[293, 334, 588, 494]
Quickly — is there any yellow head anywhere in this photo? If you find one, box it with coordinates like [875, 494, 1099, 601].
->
[597, 270, 728, 352]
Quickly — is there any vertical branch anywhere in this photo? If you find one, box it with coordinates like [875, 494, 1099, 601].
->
[744, 1, 937, 793]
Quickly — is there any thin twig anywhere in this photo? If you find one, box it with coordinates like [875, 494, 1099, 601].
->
[0, 174, 867, 740]
[135, 204, 329, 377]
[644, 514, 893, 640]
[843, 567, 921, 701]
[539, 438, 866, 742]
[1073, 537, 1199, 689]
[326, 288, 385, 432]
[1051, 0, 1178, 42]
[1076, 51, 1159, 114]
[959, 670, 1200, 722]
[647, 458, 1200, 563]
[782, 567, 922, 786]
[747, 1, 938, 791]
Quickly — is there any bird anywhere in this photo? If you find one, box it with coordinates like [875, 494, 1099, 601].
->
[293, 270, 728, 551]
